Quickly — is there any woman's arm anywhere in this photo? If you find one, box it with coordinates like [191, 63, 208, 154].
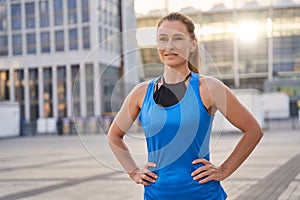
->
[192, 77, 263, 183]
[107, 82, 157, 186]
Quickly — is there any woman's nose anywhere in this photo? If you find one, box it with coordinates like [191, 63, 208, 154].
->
[165, 40, 174, 50]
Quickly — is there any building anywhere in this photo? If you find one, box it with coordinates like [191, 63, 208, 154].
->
[136, 0, 300, 116]
[0, 0, 139, 134]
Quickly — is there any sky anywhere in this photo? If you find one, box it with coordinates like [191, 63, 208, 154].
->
[134, 0, 300, 14]
[134, 0, 214, 14]
[134, 0, 300, 46]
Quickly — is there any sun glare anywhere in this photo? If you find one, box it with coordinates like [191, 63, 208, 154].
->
[236, 20, 261, 43]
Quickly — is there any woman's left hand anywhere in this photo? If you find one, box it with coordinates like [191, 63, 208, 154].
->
[191, 158, 226, 184]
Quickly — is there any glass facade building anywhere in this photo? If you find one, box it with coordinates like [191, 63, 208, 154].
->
[0, 0, 139, 134]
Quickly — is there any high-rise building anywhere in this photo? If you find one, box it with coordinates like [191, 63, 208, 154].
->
[136, 0, 300, 116]
[0, 0, 139, 133]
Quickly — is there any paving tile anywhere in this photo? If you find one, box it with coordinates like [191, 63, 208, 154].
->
[0, 129, 299, 199]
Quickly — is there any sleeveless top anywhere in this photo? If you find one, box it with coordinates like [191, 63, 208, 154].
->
[153, 72, 191, 107]
[138, 72, 227, 200]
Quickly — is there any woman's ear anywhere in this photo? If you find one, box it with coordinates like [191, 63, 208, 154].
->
[190, 39, 197, 52]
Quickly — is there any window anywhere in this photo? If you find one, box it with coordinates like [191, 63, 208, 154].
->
[53, 0, 63, 26]
[82, 26, 90, 49]
[86, 64, 94, 116]
[0, 35, 8, 56]
[55, 30, 64, 51]
[26, 33, 36, 54]
[68, 0, 77, 24]
[273, 36, 298, 72]
[57, 66, 66, 117]
[112, 4, 119, 27]
[104, 28, 108, 49]
[204, 39, 234, 75]
[14, 70, 24, 102]
[81, 0, 89, 22]
[113, 31, 121, 52]
[101, 66, 119, 113]
[0, 70, 9, 101]
[11, 4, 21, 30]
[0, 4, 7, 31]
[12, 34, 22, 55]
[25, 2, 35, 29]
[43, 68, 52, 117]
[69, 28, 78, 50]
[106, 2, 112, 26]
[29, 69, 38, 120]
[39, 0, 49, 27]
[41, 32, 50, 53]
[14, 69, 25, 117]
[98, 27, 102, 44]
[71, 65, 80, 116]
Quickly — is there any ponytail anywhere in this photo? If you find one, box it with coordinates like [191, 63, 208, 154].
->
[188, 62, 199, 74]
[188, 42, 200, 74]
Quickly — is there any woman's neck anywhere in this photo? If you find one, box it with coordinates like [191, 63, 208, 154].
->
[163, 65, 190, 84]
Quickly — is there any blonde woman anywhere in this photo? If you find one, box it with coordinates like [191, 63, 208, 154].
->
[108, 12, 263, 200]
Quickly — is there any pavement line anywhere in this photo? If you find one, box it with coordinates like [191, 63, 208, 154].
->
[235, 153, 300, 200]
[0, 171, 120, 200]
[0, 178, 80, 182]
[0, 156, 92, 172]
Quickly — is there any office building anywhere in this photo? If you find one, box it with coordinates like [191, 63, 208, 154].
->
[0, 0, 139, 133]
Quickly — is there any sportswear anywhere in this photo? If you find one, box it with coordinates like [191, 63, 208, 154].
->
[153, 72, 191, 107]
[138, 72, 227, 200]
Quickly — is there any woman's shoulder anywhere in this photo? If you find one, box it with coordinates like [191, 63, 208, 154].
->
[198, 74, 225, 90]
[128, 81, 151, 107]
[131, 81, 150, 95]
[195, 74, 229, 114]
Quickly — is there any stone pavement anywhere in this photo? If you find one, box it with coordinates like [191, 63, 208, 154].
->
[0, 129, 299, 200]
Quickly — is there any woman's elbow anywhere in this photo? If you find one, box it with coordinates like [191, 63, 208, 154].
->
[107, 125, 124, 145]
[250, 122, 264, 141]
[256, 126, 264, 140]
[242, 119, 264, 141]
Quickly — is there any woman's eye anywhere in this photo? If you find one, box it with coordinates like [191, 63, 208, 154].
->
[159, 37, 168, 42]
[174, 37, 184, 41]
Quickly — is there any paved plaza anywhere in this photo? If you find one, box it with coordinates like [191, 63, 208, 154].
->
[0, 128, 299, 200]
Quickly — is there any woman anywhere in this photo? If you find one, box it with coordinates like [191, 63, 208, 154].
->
[108, 12, 263, 200]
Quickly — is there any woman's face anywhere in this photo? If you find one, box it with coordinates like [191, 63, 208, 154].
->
[157, 20, 195, 68]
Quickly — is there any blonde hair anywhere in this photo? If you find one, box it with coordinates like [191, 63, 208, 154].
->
[157, 12, 200, 73]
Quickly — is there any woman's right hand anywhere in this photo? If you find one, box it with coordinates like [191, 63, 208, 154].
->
[128, 162, 158, 186]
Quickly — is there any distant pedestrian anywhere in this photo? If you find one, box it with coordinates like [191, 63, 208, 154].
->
[108, 12, 263, 199]
[56, 117, 63, 135]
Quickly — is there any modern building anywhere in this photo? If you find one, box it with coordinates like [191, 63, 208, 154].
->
[0, 0, 139, 134]
[136, 0, 300, 116]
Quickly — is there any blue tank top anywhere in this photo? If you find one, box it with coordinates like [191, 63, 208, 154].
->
[138, 72, 227, 200]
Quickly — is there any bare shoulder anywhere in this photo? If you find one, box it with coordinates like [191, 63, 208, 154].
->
[199, 75, 227, 99]
[199, 75, 225, 90]
[130, 81, 149, 97]
[129, 81, 150, 108]
[198, 75, 227, 114]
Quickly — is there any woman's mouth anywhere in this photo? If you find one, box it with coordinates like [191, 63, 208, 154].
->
[164, 53, 178, 56]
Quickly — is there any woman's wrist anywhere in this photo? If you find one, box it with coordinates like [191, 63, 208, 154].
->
[128, 167, 139, 178]
[219, 164, 230, 181]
